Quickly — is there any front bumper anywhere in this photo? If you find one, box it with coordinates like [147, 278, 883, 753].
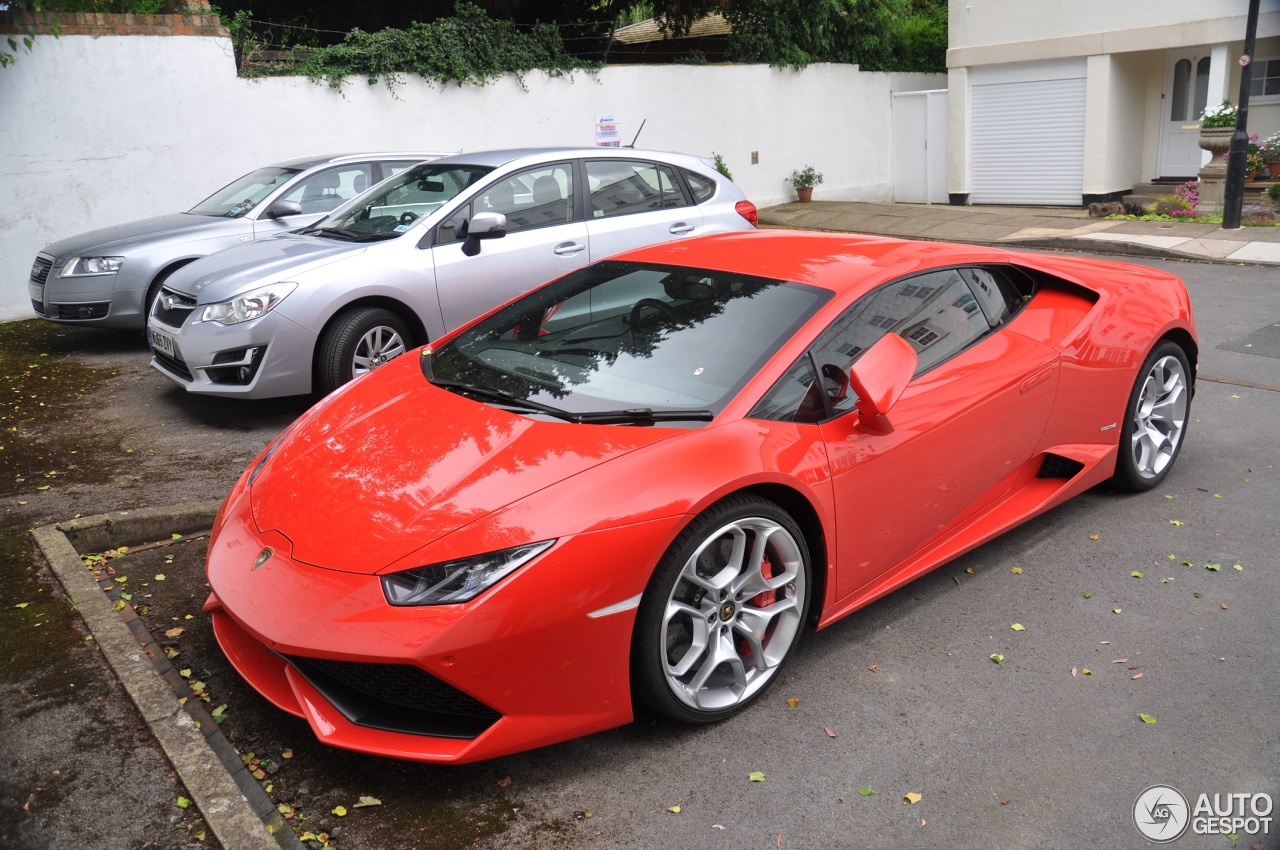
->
[148, 300, 316, 399]
[30, 252, 148, 330]
[205, 492, 678, 763]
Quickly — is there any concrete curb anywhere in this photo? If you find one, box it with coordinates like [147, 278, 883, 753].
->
[33, 504, 302, 850]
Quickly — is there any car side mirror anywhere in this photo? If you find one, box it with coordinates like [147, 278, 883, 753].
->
[848, 333, 918, 429]
[265, 200, 302, 219]
[461, 211, 508, 257]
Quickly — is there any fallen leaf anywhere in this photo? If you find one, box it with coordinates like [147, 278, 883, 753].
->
[331, 806, 348, 817]
[824, 727, 837, 738]
[154, 574, 166, 581]
[497, 776, 512, 787]
[1170, 520, 1184, 527]
[281, 749, 293, 759]
[1213, 493, 1222, 499]
[1182, 559, 1194, 567]
[749, 771, 766, 782]
[965, 567, 975, 574]
[176, 797, 190, 809]
[1071, 667, 1078, 677]
[858, 788, 875, 796]
[1100, 640, 1110, 644]
[277, 803, 294, 817]
[989, 654, 1004, 664]
[14, 603, 28, 609]
[1010, 567, 1022, 575]
[1011, 623, 1025, 631]
[164, 628, 184, 638]
[1082, 668, 1092, 675]
[1131, 673, 1144, 680]
[1164, 494, 1175, 500]
[1205, 563, 1221, 571]
[1233, 564, 1243, 571]
[712, 824, 725, 830]
[867, 665, 879, 673]
[1221, 603, 1229, 610]
[786, 697, 799, 708]
[1083, 591, 1093, 598]
[667, 805, 682, 813]
[1112, 658, 1128, 664]
[1137, 713, 1158, 724]
[1194, 591, 1204, 598]
[171, 533, 183, 541]
[904, 792, 922, 804]
[353, 796, 382, 808]
[1131, 571, 1144, 579]
[1113, 608, 1123, 614]
[1002, 798, 1011, 805]
[1089, 534, 1100, 541]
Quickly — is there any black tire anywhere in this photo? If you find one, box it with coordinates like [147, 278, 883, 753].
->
[1112, 340, 1192, 492]
[142, 265, 184, 331]
[315, 307, 412, 395]
[632, 494, 812, 724]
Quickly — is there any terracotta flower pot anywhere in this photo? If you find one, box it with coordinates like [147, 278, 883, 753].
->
[796, 187, 813, 203]
[1268, 161, 1280, 180]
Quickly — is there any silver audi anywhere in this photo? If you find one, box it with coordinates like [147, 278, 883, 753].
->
[147, 147, 760, 399]
[28, 152, 445, 330]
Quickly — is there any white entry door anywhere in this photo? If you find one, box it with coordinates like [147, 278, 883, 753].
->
[892, 90, 948, 204]
[1159, 51, 1212, 178]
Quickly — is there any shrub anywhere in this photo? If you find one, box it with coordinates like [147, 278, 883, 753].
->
[1199, 101, 1236, 128]
[1153, 195, 1193, 216]
[1241, 205, 1277, 226]
[1122, 200, 1149, 216]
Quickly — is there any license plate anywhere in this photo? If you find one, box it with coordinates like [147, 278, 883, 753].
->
[150, 326, 177, 358]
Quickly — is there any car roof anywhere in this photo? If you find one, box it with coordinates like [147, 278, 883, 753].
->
[267, 152, 452, 169]
[428, 147, 711, 169]
[611, 231, 1018, 297]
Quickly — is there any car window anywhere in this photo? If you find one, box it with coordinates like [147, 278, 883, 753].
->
[382, 160, 426, 179]
[752, 268, 997, 422]
[318, 163, 492, 237]
[483, 163, 575, 233]
[188, 167, 302, 218]
[280, 165, 374, 215]
[586, 160, 689, 218]
[683, 169, 716, 203]
[961, 267, 1025, 327]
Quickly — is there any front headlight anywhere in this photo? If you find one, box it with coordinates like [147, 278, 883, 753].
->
[200, 282, 297, 325]
[381, 540, 555, 606]
[63, 256, 125, 276]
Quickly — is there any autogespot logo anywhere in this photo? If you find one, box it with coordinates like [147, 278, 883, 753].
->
[1135, 785, 1190, 842]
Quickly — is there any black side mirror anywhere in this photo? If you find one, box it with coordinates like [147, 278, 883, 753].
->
[265, 200, 302, 219]
[461, 211, 508, 257]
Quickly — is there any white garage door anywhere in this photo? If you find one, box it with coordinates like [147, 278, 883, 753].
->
[970, 63, 1086, 206]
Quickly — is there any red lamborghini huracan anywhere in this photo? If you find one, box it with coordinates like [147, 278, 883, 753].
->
[204, 231, 1196, 763]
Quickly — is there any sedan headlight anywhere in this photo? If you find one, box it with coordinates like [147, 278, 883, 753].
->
[63, 256, 125, 276]
[381, 541, 555, 606]
[200, 282, 297, 325]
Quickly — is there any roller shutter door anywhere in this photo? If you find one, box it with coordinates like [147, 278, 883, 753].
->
[971, 75, 1086, 205]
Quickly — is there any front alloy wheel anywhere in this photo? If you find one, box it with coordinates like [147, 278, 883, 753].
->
[634, 495, 811, 723]
[315, 307, 412, 395]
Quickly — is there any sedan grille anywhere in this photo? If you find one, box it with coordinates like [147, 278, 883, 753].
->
[284, 655, 501, 740]
[152, 349, 193, 382]
[152, 288, 197, 328]
[30, 255, 53, 287]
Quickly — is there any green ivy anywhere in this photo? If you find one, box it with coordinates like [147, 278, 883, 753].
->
[295, 2, 599, 93]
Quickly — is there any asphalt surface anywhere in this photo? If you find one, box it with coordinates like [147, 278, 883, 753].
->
[2, 253, 1277, 850]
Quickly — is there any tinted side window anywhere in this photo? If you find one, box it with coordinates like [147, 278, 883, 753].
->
[481, 163, 575, 233]
[961, 267, 1025, 328]
[683, 169, 717, 203]
[587, 160, 689, 217]
[282, 164, 374, 214]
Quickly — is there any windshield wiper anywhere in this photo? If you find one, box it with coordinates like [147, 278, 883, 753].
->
[430, 379, 578, 421]
[569, 408, 714, 425]
[302, 225, 361, 239]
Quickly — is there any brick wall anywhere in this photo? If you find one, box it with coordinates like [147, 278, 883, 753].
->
[1, 2, 228, 37]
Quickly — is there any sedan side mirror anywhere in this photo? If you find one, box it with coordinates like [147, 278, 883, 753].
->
[461, 211, 508, 257]
[264, 200, 303, 219]
[848, 332, 918, 429]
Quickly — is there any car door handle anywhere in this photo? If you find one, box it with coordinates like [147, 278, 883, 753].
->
[1020, 365, 1054, 395]
[553, 242, 586, 256]
[669, 223, 695, 234]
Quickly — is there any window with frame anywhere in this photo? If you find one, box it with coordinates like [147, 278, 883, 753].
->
[281, 165, 375, 215]
[439, 163, 575, 243]
[587, 160, 689, 218]
[1250, 57, 1280, 98]
[683, 169, 717, 203]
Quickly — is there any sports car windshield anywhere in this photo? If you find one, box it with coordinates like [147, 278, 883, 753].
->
[189, 167, 303, 218]
[307, 162, 493, 240]
[425, 261, 832, 424]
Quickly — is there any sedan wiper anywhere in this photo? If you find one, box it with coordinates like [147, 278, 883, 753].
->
[430, 379, 577, 420]
[302, 225, 361, 240]
[569, 408, 714, 425]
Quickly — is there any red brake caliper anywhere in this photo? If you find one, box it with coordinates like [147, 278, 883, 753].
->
[739, 550, 779, 659]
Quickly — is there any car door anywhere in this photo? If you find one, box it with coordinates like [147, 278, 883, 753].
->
[252, 163, 376, 237]
[431, 161, 590, 332]
[582, 159, 703, 261]
[759, 267, 1060, 599]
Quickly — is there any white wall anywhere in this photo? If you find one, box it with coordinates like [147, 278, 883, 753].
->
[0, 33, 943, 322]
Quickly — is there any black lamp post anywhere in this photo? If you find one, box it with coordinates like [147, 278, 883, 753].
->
[1223, 0, 1262, 230]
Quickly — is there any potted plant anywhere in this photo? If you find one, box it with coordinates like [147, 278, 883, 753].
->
[1197, 100, 1236, 156]
[1261, 132, 1280, 180]
[787, 166, 824, 202]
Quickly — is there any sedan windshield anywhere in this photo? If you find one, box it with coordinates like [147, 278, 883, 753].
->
[311, 162, 494, 239]
[189, 167, 303, 218]
[426, 261, 832, 423]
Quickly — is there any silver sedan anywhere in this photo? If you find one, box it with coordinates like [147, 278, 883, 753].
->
[29, 152, 445, 330]
[147, 148, 760, 399]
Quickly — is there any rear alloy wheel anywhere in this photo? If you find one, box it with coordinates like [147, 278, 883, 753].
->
[1113, 340, 1191, 491]
[633, 495, 811, 724]
[316, 307, 411, 395]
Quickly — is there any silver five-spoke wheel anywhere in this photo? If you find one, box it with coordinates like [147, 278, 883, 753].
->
[316, 307, 413, 396]
[634, 496, 811, 723]
[352, 324, 407, 378]
[1114, 340, 1192, 491]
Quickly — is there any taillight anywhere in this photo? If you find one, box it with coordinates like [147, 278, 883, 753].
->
[735, 200, 758, 228]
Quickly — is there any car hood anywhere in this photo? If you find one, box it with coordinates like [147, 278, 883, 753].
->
[41, 213, 224, 261]
[165, 233, 364, 299]
[248, 356, 678, 574]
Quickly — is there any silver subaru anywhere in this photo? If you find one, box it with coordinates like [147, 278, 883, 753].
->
[29, 152, 446, 330]
[147, 148, 759, 399]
